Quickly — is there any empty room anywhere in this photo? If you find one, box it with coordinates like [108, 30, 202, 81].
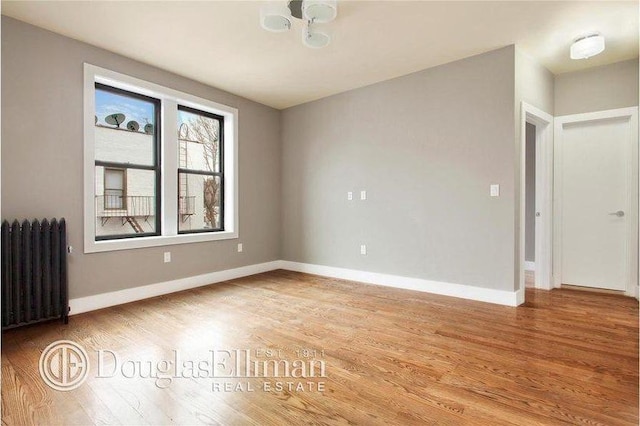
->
[1, 1, 638, 425]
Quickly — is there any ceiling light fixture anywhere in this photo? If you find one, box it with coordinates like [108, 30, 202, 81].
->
[260, 2, 292, 32]
[570, 33, 605, 60]
[260, 0, 337, 48]
[302, 0, 337, 23]
[303, 23, 330, 48]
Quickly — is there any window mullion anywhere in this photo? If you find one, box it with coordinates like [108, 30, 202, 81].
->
[177, 168, 221, 177]
[163, 99, 179, 237]
[95, 160, 157, 171]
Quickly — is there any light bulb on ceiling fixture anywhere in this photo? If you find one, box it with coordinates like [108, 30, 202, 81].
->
[302, 21, 330, 48]
[260, 2, 292, 33]
[570, 33, 605, 60]
[302, 0, 337, 23]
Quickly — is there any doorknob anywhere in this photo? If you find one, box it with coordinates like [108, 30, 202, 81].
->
[608, 210, 625, 217]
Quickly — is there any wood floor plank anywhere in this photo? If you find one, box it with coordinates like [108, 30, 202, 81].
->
[2, 270, 638, 425]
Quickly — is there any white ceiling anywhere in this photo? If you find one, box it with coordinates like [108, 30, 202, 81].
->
[2, 1, 638, 109]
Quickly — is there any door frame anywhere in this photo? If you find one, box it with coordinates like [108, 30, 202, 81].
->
[520, 102, 554, 293]
[553, 107, 639, 296]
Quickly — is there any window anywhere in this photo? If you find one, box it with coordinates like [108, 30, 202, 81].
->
[104, 168, 126, 210]
[94, 84, 160, 239]
[84, 64, 238, 253]
[177, 106, 224, 233]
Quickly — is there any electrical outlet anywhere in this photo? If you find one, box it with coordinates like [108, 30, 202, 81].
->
[360, 190, 367, 200]
[164, 252, 171, 263]
[347, 191, 353, 201]
[490, 184, 500, 197]
[237, 243, 243, 253]
[360, 244, 367, 255]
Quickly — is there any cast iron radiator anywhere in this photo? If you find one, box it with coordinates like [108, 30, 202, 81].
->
[1, 218, 69, 330]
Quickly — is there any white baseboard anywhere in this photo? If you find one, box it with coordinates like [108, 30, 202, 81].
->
[515, 287, 526, 305]
[524, 261, 535, 271]
[70, 259, 525, 315]
[69, 260, 282, 315]
[280, 261, 522, 307]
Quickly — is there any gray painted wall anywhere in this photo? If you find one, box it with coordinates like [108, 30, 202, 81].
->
[515, 50, 555, 115]
[9, 12, 631, 301]
[1, 17, 282, 299]
[555, 59, 639, 116]
[525, 123, 536, 262]
[282, 47, 517, 292]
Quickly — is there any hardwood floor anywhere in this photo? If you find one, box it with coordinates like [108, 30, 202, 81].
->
[525, 270, 534, 287]
[2, 270, 638, 425]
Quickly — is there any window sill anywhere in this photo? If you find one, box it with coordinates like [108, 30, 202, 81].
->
[84, 230, 238, 253]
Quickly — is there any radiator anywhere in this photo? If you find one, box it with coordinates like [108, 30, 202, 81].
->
[1, 219, 69, 330]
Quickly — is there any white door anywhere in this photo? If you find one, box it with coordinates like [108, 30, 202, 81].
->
[557, 110, 638, 291]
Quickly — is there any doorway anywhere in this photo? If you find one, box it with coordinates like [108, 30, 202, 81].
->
[554, 107, 638, 295]
[524, 122, 536, 288]
[520, 102, 554, 300]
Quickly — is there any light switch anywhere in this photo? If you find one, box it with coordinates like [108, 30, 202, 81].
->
[347, 191, 353, 201]
[360, 190, 367, 200]
[360, 244, 367, 255]
[490, 184, 500, 197]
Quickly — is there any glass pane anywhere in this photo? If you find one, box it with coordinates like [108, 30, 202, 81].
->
[104, 169, 124, 190]
[95, 87, 156, 166]
[95, 166, 157, 237]
[178, 108, 221, 172]
[178, 173, 222, 232]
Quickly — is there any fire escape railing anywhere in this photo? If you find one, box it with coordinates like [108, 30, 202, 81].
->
[95, 196, 196, 218]
[96, 195, 155, 217]
[179, 196, 196, 216]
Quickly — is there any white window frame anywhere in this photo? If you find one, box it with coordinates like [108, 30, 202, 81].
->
[84, 63, 239, 253]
